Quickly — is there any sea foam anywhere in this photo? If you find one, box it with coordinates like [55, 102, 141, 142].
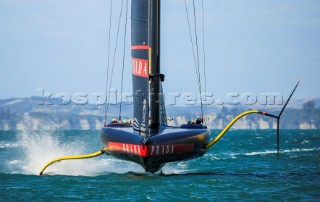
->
[6, 114, 145, 176]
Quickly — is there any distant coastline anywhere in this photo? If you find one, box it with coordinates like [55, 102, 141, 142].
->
[0, 96, 319, 130]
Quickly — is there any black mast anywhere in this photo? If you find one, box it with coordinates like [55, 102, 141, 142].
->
[149, 0, 162, 129]
[131, 0, 149, 133]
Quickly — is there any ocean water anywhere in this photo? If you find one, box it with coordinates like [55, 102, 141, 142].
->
[0, 129, 319, 201]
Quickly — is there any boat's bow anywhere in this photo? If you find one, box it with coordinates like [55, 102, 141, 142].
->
[101, 124, 210, 173]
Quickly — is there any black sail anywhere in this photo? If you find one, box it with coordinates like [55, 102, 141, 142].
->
[131, 0, 149, 133]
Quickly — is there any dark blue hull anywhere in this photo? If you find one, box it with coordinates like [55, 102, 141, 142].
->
[101, 126, 210, 173]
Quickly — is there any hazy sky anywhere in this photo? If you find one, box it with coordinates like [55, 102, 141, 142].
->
[1, 0, 319, 104]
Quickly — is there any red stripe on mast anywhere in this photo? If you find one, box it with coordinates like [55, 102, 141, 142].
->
[131, 45, 150, 50]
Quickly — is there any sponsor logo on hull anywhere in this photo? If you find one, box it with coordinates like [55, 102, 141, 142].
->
[108, 142, 194, 157]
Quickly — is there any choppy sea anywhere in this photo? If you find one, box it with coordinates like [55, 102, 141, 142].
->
[0, 129, 319, 201]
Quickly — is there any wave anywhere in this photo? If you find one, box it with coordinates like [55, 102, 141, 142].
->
[203, 147, 320, 160]
[244, 148, 320, 156]
[6, 130, 145, 176]
[2, 114, 145, 176]
[0, 142, 20, 149]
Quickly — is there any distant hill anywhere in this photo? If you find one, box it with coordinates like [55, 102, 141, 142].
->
[0, 96, 319, 130]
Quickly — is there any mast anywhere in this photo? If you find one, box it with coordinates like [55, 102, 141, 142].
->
[131, 0, 149, 133]
[131, 0, 162, 132]
[149, 0, 162, 129]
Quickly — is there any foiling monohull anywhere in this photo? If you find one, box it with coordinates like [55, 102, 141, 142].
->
[39, 0, 299, 175]
[100, 0, 209, 173]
